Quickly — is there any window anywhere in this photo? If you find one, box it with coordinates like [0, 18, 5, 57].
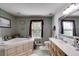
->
[0, 17, 11, 28]
[29, 20, 43, 38]
[61, 20, 76, 36]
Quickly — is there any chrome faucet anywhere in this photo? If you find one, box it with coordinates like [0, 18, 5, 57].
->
[73, 37, 79, 50]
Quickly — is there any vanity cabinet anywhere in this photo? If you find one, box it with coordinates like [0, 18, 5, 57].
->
[48, 41, 66, 56]
[48, 41, 54, 56]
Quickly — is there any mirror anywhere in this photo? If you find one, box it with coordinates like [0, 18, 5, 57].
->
[0, 16, 11, 28]
[59, 4, 79, 37]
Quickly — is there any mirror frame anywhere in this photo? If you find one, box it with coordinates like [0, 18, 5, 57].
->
[0, 16, 11, 28]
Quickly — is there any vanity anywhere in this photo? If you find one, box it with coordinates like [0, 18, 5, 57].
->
[48, 38, 79, 56]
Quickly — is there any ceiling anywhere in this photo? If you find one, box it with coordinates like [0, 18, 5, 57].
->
[0, 3, 69, 16]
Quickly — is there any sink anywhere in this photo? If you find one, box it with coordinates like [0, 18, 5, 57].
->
[63, 40, 68, 43]
[71, 43, 79, 51]
[72, 44, 76, 47]
[60, 39, 68, 43]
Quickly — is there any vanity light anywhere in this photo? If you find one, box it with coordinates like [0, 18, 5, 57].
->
[63, 3, 79, 15]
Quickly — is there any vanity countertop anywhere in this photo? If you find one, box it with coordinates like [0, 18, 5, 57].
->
[49, 38, 79, 56]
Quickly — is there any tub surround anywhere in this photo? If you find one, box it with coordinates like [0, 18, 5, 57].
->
[0, 38, 34, 56]
[49, 38, 79, 56]
[0, 8, 17, 38]
[0, 38, 34, 45]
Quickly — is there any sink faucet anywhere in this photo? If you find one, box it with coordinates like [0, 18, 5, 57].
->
[73, 37, 79, 48]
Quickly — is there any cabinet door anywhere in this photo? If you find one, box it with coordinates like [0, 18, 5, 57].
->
[51, 42, 55, 56]
[0, 49, 5, 56]
[23, 43, 28, 51]
[28, 42, 33, 49]
[26, 49, 33, 56]
[53, 44, 58, 56]
[56, 47, 65, 56]
[16, 45, 24, 54]
[48, 41, 67, 56]
[48, 42, 54, 55]
[6, 47, 17, 56]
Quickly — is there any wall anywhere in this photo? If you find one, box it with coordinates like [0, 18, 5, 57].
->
[0, 8, 17, 38]
[0, 8, 52, 42]
[52, 4, 70, 38]
[53, 4, 79, 45]
[16, 16, 52, 41]
[0, 4, 70, 41]
[75, 17, 79, 36]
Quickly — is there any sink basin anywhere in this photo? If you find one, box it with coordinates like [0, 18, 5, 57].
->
[59, 39, 68, 43]
[72, 44, 76, 47]
[63, 40, 68, 43]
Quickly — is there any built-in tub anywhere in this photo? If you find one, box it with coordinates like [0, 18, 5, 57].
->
[0, 38, 34, 56]
[0, 38, 34, 45]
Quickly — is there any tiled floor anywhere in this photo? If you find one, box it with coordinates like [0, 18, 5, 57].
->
[30, 46, 50, 56]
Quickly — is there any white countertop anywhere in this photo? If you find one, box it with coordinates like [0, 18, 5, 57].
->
[49, 38, 79, 56]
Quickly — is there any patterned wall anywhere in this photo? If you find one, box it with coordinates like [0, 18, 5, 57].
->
[0, 8, 17, 38]
[16, 16, 52, 41]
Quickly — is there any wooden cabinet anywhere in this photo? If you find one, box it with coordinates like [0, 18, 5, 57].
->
[48, 41, 66, 56]
[48, 41, 54, 56]
[56, 47, 66, 56]
[4, 42, 33, 56]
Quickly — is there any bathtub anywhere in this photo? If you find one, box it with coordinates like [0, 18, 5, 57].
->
[0, 38, 34, 56]
[0, 38, 34, 45]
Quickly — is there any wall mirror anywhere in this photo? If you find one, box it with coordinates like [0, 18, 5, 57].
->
[59, 3, 79, 37]
[0, 16, 11, 28]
